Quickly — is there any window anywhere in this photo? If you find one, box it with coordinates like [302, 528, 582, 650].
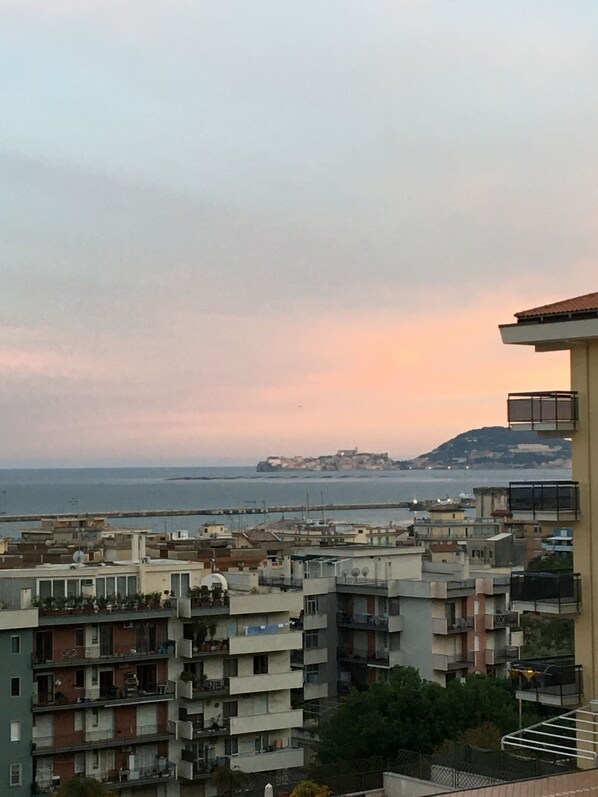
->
[10, 678, 19, 698]
[91, 751, 99, 770]
[223, 658, 238, 678]
[255, 734, 269, 753]
[10, 636, 20, 655]
[305, 664, 320, 684]
[170, 572, 190, 598]
[75, 628, 85, 647]
[223, 700, 238, 718]
[305, 630, 319, 649]
[10, 722, 20, 742]
[9, 763, 21, 786]
[74, 753, 85, 774]
[253, 655, 268, 675]
[305, 596, 319, 615]
[75, 670, 85, 689]
[225, 738, 238, 757]
[91, 708, 99, 727]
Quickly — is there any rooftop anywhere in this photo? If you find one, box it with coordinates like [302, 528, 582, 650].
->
[515, 291, 598, 323]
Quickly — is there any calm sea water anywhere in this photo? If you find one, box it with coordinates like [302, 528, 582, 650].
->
[0, 466, 570, 536]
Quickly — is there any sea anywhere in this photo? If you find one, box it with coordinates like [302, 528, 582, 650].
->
[0, 466, 571, 537]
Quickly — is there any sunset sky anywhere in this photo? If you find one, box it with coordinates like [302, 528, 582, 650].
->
[1, 1, 597, 466]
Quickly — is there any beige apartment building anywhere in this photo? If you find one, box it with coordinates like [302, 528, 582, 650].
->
[500, 292, 598, 715]
[0, 540, 304, 796]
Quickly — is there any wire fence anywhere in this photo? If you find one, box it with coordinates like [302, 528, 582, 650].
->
[238, 744, 577, 797]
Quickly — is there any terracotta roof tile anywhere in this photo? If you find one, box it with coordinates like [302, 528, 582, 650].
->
[516, 291, 598, 321]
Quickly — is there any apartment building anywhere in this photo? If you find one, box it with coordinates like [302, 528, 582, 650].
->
[265, 545, 518, 746]
[500, 292, 598, 712]
[0, 537, 304, 795]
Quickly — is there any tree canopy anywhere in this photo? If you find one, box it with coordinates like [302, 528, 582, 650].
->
[56, 777, 111, 797]
[316, 667, 537, 762]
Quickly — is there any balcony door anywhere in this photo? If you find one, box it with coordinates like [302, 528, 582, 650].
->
[35, 630, 53, 664]
[99, 626, 113, 656]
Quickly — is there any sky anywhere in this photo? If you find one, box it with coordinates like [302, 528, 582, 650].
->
[1, 1, 597, 467]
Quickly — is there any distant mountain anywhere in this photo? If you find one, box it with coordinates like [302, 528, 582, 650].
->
[403, 426, 571, 469]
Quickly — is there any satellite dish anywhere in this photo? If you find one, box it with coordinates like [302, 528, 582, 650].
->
[361, 567, 369, 577]
[72, 550, 85, 565]
[45, 539, 52, 548]
[341, 570, 349, 578]
[351, 568, 360, 578]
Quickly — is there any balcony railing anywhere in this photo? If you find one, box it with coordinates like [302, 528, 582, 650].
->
[336, 612, 389, 629]
[508, 391, 578, 432]
[337, 647, 389, 666]
[484, 611, 519, 630]
[33, 643, 173, 667]
[33, 681, 176, 710]
[510, 659, 583, 707]
[508, 481, 580, 521]
[510, 571, 581, 614]
[180, 754, 227, 779]
[432, 652, 474, 671]
[102, 760, 176, 786]
[258, 576, 303, 591]
[33, 723, 171, 753]
[432, 617, 474, 635]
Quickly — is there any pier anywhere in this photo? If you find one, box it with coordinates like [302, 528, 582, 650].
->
[0, 500, 452, 524]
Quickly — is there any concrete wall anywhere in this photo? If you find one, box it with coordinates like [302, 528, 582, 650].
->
[383, 772, 454, 797]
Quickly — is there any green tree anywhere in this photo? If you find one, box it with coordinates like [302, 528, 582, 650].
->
[520, 613, 574, 657]
[317, 667, 537, 762]
[526, 553, 572, 572]
[290, 780, 331, 797]
[212, 766, 249, 797]
[56, 777, 111, 797]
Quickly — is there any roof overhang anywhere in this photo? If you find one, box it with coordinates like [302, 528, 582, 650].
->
[500, 316, 598, 351]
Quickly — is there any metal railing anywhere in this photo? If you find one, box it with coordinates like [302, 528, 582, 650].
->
[33, 680, 175, 709]
[510, 571, 581, 611]
[510, 658, 583, 706]
[336, 612, 388, 628]
[508, 391, 578, 431]
[509, 481, 580, 519]
[258, 576, 303, 590]
[337, 647, 389, 666]
[33, 723, 170, 751]
[33, 642, 173, 666]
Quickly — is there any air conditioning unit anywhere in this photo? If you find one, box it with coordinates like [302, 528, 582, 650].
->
[123, 622, 133, 629]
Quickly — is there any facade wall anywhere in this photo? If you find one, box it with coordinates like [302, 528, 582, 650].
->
[0, 624, 34, 796]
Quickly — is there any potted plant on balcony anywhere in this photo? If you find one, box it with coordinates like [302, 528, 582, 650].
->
[211, 585, 223, 605]
[180, 670, 195, 683]
[208, 621, 218, 651]
[192, 621, 208, 652]
[199, 585, 211, 606]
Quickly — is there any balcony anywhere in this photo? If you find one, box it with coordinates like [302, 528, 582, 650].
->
[178, 717, 230, 741]
[228, 627, 302, 656]
[432, 617, 474, 635]
[485, 646, 518, 666]
[508, 481, 580, 521]
[33, 723, 173, 755]
[234, 742, 304, 772]
[33, 643, 173, 669]
[336, 612, 389, 629]
[510, 659, 583, 707]
[37, 602, 176, 626]
[432, 652, 474, 671]
[179, 754, 227, 780]
[508, 391, 578, 434]
[484, 611, 519, 630]
[337, 647, 390, 667]
[178, 678, 230, 701]
[230, 708, 303, 735]
[510, 572, 581, 614]
[228, 670, 303, 695]
[102, 761, 176, 787]
[258, 576, 303, 591]
[178, 638, 229, 659]
[33, 681, 176, 712]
